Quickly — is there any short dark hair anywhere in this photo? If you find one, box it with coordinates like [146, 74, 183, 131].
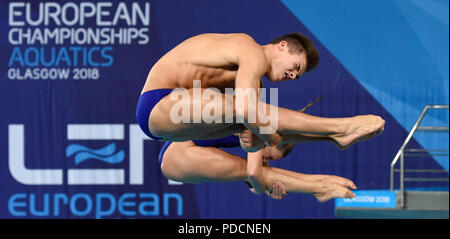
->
[277, 143, 296, 158]
[270, 33, 319, 72]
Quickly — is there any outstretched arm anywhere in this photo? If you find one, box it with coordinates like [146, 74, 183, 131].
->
[247, 150, 265, 194]
[234, 35, 282, 148]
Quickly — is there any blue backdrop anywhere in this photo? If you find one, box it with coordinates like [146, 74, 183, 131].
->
[1, 0, 448, 219]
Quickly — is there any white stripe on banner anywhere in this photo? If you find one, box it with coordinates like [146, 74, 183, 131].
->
[67, 124, 124, 140]
[67, 169, 124, 185]
[129, 124, 149, 185]
[9, 124, 63, 185]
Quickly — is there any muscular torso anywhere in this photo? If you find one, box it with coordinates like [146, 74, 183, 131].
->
[141, 33, 263, 94]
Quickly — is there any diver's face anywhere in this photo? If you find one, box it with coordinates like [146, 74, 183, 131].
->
[269, 41, 307, 82]
[261, 146, 284, 161]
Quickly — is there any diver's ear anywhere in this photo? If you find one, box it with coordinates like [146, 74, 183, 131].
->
[278, 40, 288, 52]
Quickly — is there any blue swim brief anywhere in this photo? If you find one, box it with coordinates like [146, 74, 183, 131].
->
[158, 141, 173, 166]
[136, 89, 174, 140]
[191, 135, 240, 148]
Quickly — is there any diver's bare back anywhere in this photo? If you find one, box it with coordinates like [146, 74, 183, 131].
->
[141, 33, 263, 93]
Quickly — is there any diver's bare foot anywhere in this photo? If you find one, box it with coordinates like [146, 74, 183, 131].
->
[315, 175, 357, 190]
[314, 183, 356, 203]
[331, 115, 385, 150]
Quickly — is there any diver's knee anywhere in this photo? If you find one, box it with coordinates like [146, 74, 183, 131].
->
[148, 112, 171, 139]
[160, 156, 186, 182]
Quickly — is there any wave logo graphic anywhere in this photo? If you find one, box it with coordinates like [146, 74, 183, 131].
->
[66, 143, 125, 165]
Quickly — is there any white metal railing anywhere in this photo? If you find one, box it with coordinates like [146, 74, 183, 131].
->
[390, 105, 449, 208]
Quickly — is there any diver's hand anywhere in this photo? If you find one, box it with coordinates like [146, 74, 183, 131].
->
[239, 128, 266, 152]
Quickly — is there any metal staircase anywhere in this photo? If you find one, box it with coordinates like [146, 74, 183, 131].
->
[336, 105, 449, 219]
